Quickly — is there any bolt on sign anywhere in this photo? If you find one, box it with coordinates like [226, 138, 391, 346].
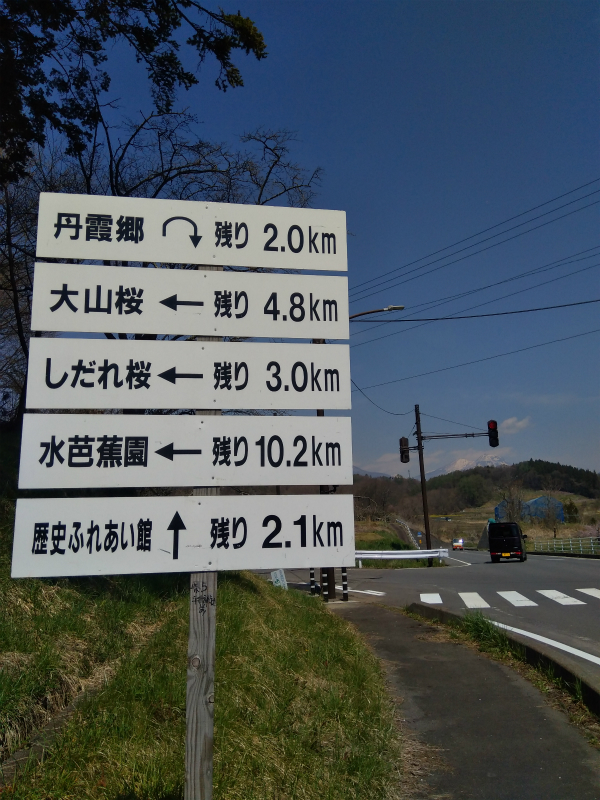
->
[31, 263, 350, 339]
[36, 193, 347, 271]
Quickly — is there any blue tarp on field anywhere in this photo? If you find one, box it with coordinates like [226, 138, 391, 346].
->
[495, 495, 564, 523]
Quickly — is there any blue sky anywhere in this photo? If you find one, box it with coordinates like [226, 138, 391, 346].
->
[107, 0, 599, 474]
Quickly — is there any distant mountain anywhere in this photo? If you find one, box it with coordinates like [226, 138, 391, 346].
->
[353, 465, 393, 479]
[426, 454, 509, 479]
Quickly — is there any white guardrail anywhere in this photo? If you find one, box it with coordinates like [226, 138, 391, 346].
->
[355, 549, 448, 562]
[533, 537, 600, 555]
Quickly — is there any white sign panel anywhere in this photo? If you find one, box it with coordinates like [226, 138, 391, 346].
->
[36, 193, 347, 271]
[12, 494, 355, 577]
[26, 338, 351, 410]
[31, 263, 349, 339]
[19, 414, 353, 489]
[271, 569, 288, 590]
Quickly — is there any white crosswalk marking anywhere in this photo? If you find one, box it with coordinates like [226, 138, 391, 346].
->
[537, 589, 586, 606]
[577, 588, 600, 600]
[459, 592, 490, 609]
[420, 593, 443, 604]
[497, 591, 538, 607]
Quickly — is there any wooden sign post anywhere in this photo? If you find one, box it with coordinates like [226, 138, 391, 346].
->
[187, 266, 219, 800]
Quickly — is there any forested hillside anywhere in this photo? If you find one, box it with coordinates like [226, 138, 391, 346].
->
[351, 459, 599, 523]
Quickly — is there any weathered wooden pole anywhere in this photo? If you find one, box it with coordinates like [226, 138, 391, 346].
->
[186, 566, 217, 799]
[186, 265, 220, 800]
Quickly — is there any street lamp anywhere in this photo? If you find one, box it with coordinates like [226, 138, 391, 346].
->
[349, 305, 404, 320]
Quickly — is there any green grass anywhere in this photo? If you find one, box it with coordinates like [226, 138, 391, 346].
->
[1, 501, 402, 799]
[458, 611, 524, 659]
[0, 498, 188, 764]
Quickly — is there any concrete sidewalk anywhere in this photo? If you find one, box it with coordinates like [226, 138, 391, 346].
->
[331, 602, 600, 800]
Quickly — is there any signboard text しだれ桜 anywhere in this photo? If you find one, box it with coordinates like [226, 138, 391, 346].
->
[36, 193, 347, 271]
[26, 338, 351, 410]
[31, 263, 349, 339]
[12, 494, 356, 577]
[19, 414, 353, 489]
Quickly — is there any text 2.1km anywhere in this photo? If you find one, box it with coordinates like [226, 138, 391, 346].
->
[12, 495, 356, 577]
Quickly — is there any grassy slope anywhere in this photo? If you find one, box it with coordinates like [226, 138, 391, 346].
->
[1, 501, 401, 799]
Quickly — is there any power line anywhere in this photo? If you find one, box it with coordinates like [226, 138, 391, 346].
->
[351, 260, 600, 349]
[350, 379, 413, 415]
[351, 245, 600, 337]
[354, 328, 600, 391]
[421, 413, 484, 431]
[350, 298, 600, 322]
[350, 178, 600, 296]
[350, 198, 600, 305]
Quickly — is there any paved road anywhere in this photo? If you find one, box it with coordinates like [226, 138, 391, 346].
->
[339, 551, 600, 681]
[332, 603, 600, 799]
[283, 552, 600, 682]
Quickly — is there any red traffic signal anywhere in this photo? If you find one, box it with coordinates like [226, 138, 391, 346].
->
[487, 420, 499, 448]
[399, 437, 410, 463]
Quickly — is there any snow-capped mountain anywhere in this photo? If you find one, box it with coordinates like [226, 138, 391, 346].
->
[426, 454, 509, 479]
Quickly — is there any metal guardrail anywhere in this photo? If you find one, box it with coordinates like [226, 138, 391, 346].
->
[532, 537, 600, 555]
[356, 549, 449, 561]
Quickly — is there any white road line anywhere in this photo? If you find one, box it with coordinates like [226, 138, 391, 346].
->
[459, 592, 490, 609]
[444, 556, 472, 566]
[537, 589, 586, 606]
[334, 586, 386, 597]
[577, 588, 600, 600]
[497, 591, 538, 607]
[420, 593, 443, 604]
[490, 621, 600, 667]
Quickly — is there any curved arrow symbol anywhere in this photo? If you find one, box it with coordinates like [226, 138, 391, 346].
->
[158, 367, 203, 384]
[167, 511, 186, 560]
[162, 216, 202, 248]
[155, 443, 202, 461]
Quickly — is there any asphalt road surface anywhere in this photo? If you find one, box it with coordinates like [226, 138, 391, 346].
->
[335, 550, 600, 681]
[282, 552, 600, 680]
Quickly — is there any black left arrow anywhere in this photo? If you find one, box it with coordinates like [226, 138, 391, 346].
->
[155, 443, 203, 461]
[167, 511, 187, 560]
[158, 367, 203, 384]
[162, 216, 202, 247]
[160, 294, 204, 311]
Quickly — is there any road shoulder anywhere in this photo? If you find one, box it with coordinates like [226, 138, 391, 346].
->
[331, 602, 600, 800]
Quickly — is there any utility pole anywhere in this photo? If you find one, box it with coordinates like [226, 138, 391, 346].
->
[414, 404, 433, 568]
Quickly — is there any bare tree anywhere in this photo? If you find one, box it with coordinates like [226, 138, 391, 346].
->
[0, 113, 322, 424]
[500, 482, 524, 523]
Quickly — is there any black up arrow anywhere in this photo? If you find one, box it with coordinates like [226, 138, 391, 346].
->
[167, 511, 186, 560]
[160, 294, 204, 311]
[155, 443, 203, 461]
[162, 216, 202, 247]
[158, 367, 203, 384]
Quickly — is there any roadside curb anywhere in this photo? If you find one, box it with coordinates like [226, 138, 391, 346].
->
[407, 601, 600, 719]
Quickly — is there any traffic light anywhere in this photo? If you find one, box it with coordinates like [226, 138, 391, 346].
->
[399, 437, 410, 463]
[487, 420, 499, 448]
